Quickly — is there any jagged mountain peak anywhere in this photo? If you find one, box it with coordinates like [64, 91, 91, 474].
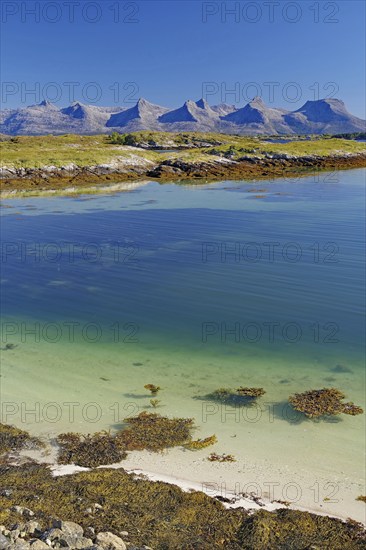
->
[136, 97, 165, 111]
[195, 98, 210, 109]
[249, 96, 266, 106]
[1, 97, 364, 136]
[39, 100, 56, 108]
[222, 98, 268, 124]
[31, 100, 59, 111]
[294, 97, 352, 123]
[106, 98, 167, 129]
[158, 98, 219, 125]
[61, 103, 92, 119]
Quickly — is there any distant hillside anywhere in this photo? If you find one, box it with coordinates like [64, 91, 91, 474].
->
[0, 97, 364, 136]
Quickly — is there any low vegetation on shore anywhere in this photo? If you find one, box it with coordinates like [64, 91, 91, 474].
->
[1, 461, 365, 549]
[1, 132, 365, 194]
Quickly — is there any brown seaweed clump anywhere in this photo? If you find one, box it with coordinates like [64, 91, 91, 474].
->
[57, 432, 127, 468]
[356, 495, 366, 503]
[288, 388, 364, 418]
[236, 387, 266, 398]
[0, 423, 41, 456]
[116, 412, 195, 452]
[144, 384, 161, 395]
[184, 435, 217, 450]
[208, 452, 236, 463]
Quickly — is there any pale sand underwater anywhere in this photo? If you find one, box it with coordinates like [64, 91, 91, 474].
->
[1, 171, 365, 524]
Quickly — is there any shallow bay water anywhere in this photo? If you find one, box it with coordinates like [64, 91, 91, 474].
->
[1, 169, 365, 519]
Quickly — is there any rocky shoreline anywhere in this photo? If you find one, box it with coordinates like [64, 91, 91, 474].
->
[0, 519, 138, 550]
[1, 421, 365, 549]
[1, 152, 366, 195]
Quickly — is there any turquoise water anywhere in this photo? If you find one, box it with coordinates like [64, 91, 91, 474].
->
[0, 171, 365, 500]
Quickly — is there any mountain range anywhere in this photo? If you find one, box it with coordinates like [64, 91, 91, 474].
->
[1, 97, 364, 136]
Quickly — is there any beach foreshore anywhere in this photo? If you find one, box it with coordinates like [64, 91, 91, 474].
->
[19, 442, 366, 526]
[1, 152, 366, 197]
[2, 448, 366, 549]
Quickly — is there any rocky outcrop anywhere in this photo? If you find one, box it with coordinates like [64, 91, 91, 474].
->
[0, 520, 149, 550]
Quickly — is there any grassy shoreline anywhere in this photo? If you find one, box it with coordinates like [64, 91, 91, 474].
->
[1, 132, 365, 195]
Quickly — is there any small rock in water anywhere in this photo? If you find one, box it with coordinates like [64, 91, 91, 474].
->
[330, 364, 353, 374]
[1, 343, 17, 351]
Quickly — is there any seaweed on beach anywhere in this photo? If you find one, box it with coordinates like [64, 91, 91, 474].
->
[57, 431, 127, 468]
[208, 452, 236, 463]
[236, 508, 366, 550]
[0, 462, 365, 549]
[57, 412, 200, 464]
[356, 495, 366, 503]
[116, 411, 195, 452]
[0, 423, 41, 456]
[288, 388, 364, 418]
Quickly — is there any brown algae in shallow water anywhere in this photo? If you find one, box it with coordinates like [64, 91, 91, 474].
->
[236, 387, 266, 398]
[57, 412, 197, 463]
[116, 411, 195, 452]
[144, 383, 161, 395]
[184, 435, 218, 450]
[288, 388, 364, 418]
[356, 496, 366, 503]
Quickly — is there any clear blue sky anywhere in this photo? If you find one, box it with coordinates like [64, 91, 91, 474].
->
[1, 0, 365, 117]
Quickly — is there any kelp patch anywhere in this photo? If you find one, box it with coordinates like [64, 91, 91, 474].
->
[0, 423, 42, 456]
[116, 411, 195, 452]
[288, 388, 364, 418]
[57, 432, 127, 468]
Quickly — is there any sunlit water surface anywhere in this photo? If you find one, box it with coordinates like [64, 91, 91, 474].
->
[1, 170, 365, 498]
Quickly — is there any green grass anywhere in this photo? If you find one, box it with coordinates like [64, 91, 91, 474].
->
[0, 134, 159, 168]
[1, 133, 364, 170]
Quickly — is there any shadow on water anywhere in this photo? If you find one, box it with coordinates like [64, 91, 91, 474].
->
[193, 393, 261, 408]
[271, 400, 343, 425]
[123, 393, 150, 399]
